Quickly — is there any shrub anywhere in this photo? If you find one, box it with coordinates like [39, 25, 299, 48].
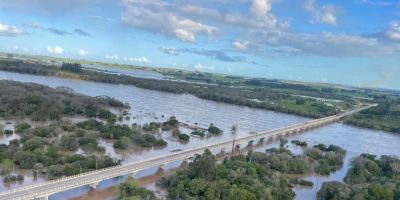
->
[208, 124, 222, 135]
[15, 122, 31, 133]
[4, 130, 13, 136]
[61, 135, 79, 151]
[291, 140, 307, 147]
[178, 134, 190, 142]
[113, 137, 130, 149]
[191, 130, 205, 137]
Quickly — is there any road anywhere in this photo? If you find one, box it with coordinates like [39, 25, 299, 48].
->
[0, 104, 375, 200]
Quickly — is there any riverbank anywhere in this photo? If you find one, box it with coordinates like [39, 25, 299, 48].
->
[0, 59, 345, 119]
[3, 58, 400, 135]
[344, 102, 400, 134]
[70, 124, 400, 200]
[1, 71, 399, 199]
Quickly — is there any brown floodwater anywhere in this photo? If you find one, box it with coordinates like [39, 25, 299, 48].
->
[0, 71, 399, 200]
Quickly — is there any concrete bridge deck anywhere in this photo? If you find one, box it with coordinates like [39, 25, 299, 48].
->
[0, 104, 375, 200]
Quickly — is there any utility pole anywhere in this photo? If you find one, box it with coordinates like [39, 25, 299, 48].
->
[231, 124, 238, 156]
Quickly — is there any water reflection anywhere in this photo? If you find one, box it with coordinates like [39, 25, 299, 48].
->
[83, 65, 165, 80]
[0, 71, 309, 165]
[256, 123, 400, 200]
[0, 71, 399, 200]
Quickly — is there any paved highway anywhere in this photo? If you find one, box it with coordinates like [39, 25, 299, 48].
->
[0, 105, 375, 200]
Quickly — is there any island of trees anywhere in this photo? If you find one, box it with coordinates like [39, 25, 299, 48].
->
[2, 58, 399, 135]
[0, 59, 342, 119]
[155, 140, 346, 200]
[0, 80, 167, 183]
[318, 154, 400, 200]
[345, 101, 400, 133]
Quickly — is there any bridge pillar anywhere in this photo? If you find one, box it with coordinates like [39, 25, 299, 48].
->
[283, 131, 289, 137]
[130, 171, 137, 178]
[247, 140, 254, 147]
[159, 163, 168, 171]
[234, 144, 242, 154]
[259, 137, 265, 144]
[89, 181, 100, 190]
[34, 196, 49, 200]
[220, 147, 227, 154]
[181, 157, 191, 166]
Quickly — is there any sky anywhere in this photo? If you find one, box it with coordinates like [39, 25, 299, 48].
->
[0, 0, 400, 90]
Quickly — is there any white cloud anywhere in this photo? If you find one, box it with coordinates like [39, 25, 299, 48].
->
[0, 23, 22, 36]
[121, 0, 281, 42]
[242, 29, 400, 57]
[304, 0, 337, 26]
[159, 47, 179, 56]
[176, 2, 278, 31]
[122, 1, 218, 42]
[232, 40, 250, 50]
[111, 55, 151, 63]
[250, 0, 271, 18]
[78, 49, 88, 56]
[47, 46, 64, 54]
[128, 56, 151, 63]
[106, 54, 120, 60]
[193, 63, 215, 71]
[386, 21, 400, 41]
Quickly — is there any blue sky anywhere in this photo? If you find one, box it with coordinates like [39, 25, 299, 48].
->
[0, 0, 400, 89]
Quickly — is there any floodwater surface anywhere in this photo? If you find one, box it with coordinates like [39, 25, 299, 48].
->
[0, 71, 399, 200]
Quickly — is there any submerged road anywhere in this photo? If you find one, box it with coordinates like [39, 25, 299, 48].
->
[0, 105, 375, 200]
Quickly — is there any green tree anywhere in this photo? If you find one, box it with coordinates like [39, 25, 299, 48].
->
[118, 178, 157, 200]
[113, 137, 130, 149]
[0, 159, 14, 176]
[0, 159, 14, 183]
[366, 184, 394, 200]
[61, 135, 79, 151]
[208, 124, 222, 135]
[178, 133, 190, 142]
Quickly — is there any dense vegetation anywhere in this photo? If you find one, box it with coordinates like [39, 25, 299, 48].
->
[3, 58, 400, 133]
[0, 60, 343, 118]
[0, 118, 168, 182]
[159, 150, 296, 200]
[291, 140, 308, 147]
[0, 80, 127, 121]
[77, 119, 167, 148]
[318, 154, 400, 200]
[208, 123, 223, 135]
[306, 144, 346, 175]
[158, 142, 346, 200]
[0, 80, 168, 183]
[117, 178, 157, 200]
[0, 123, 120, 180]
[345, 101, 400, 133]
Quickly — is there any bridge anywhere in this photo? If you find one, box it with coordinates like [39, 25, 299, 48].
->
[0, 105, 375, 200]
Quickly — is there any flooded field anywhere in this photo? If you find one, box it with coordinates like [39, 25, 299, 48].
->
[0, 71, 399, 200]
